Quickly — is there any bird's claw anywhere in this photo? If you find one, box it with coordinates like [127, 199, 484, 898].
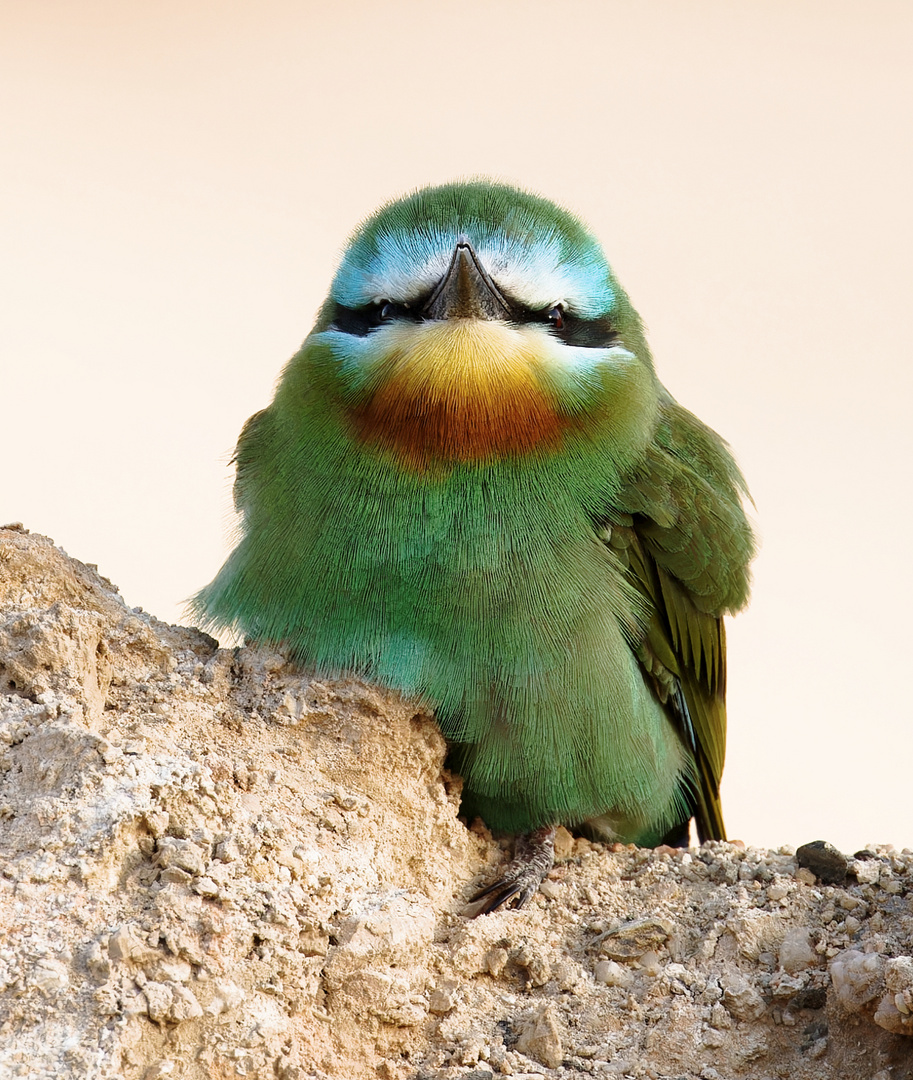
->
[468, 825, 556, 916]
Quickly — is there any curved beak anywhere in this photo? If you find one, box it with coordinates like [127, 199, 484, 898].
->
[422, 237, 513, 321]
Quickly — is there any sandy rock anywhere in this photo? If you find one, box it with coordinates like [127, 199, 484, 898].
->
[830, 949, 886, 1011]
[3, 526, 913, 1080]
[874, 955, 913, 1034]
[721, 972, 766, 1021]
[595, 915, 673, 961]
[594, 959, 633, 988]
[515, 1001, 563, 1069]
[851, 857, 883, 885]
[778, 927, 817, 974]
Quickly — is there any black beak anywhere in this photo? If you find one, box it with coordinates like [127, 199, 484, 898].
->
[422, 237, 513, 321]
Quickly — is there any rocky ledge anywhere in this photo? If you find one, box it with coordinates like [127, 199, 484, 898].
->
[1, 525, 911, 1080]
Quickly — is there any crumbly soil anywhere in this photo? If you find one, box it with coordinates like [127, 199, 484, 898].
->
[1, 524, 911, 1080]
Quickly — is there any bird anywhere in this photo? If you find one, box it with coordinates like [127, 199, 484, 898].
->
[193, 180, 755, 912]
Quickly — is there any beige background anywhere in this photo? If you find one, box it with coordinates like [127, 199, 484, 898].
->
[3, 1, 911, 853]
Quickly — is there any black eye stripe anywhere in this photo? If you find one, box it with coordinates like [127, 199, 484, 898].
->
[545, 312, 620, 349]
[330, 301, 424, 336]
[329, 299, 619, 349]
[329, 303, 383, 337]
[514, 306, 620, 349]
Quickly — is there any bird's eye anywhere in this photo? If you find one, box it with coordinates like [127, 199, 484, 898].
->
[379, 301, 410, 321]
[546, 305, 565, 330]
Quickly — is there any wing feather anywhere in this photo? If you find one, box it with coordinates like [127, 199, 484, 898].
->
[602, 398, 755, 842]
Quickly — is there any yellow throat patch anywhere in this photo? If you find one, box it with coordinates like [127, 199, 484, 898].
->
[351, 319, 569, 467]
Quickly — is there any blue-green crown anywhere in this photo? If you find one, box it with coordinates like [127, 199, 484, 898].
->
[332, 181, 617, 319]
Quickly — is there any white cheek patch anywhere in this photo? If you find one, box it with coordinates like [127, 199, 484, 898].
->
[528, 332, 643, 414]
[317, 328, 379, 390]
[523, 325, 636, 380]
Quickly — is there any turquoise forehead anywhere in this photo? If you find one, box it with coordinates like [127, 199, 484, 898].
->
[331, 182, 616, 318]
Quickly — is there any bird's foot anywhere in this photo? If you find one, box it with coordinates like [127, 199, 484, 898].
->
[469, 826, 556, 915]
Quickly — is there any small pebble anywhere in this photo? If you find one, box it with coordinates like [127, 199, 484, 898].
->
[594, 960, 634, 988]
[850, 858, 880, 884]
[796, 841, 848, 884]
[484, 948, 509, 978]
[538, 879, 562, 901]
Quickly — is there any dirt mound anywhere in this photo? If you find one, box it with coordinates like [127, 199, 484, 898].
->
[1, 525, 911, 1079]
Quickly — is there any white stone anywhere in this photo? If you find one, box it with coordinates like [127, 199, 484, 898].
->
[830, 949, 886, 1011]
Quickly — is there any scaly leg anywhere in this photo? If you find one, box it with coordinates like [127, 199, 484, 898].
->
[469, 826, 556, 915]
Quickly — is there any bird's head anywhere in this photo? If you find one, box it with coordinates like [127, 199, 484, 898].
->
[309, 181, 658, 468]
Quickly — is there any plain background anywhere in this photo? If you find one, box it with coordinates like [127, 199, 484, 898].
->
[3, 1, 911, 853]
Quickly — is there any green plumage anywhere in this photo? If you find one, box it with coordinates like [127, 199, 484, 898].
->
[194, 181, 754, 847]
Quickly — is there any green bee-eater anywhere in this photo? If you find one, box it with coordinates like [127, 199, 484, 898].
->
[194, 181, 755, 911]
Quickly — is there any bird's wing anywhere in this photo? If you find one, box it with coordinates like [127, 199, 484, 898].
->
[231, 408, 270, 516]
[601, 397, 755, 841]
